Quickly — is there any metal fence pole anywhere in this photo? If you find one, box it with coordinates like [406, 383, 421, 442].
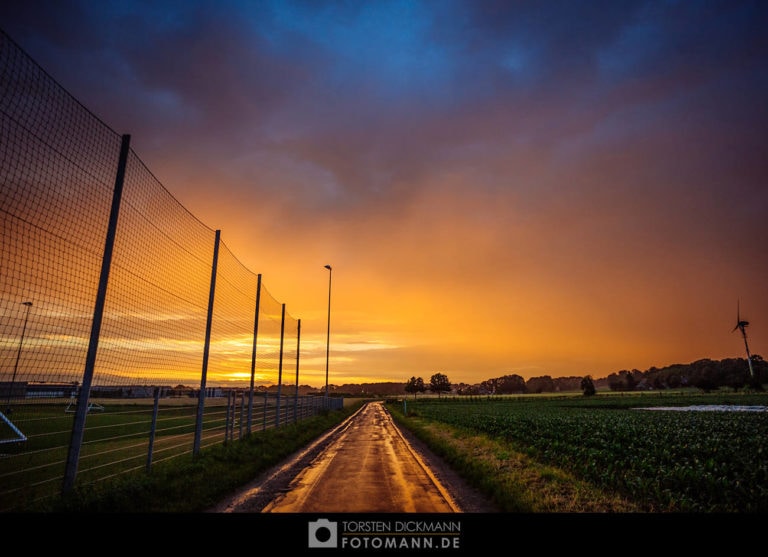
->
[275, 303, 285, 427]
[262, 391, 268, 431]
[239, 390, 244, 439]
[225, 390, 233, 444]
[293, 319, 301, 423]
[194, 229, 220, 457]
[146, 387, 161, 472]
[248, 274, 261, 435]
[63, 133, 130, 494]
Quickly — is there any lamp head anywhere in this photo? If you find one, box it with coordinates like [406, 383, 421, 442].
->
[324, 265, 332, 270]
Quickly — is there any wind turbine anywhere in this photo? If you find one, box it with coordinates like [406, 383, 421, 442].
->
[732, 300, 754, 378]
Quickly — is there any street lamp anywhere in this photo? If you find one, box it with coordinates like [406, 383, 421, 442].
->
[324, 265, 332, 401]
[6, 301, 33, 414]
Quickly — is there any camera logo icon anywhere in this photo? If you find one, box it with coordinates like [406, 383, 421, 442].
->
[308, 518, 338, 548]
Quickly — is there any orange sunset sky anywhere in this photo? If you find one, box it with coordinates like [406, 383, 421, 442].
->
[2, 1, 766, 388]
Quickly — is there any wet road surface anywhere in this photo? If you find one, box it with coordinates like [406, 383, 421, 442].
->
[213, 400, 462, 513]
[262, 401, 460, 513]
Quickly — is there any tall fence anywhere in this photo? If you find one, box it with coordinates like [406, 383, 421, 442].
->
[0, 29, 341, 511]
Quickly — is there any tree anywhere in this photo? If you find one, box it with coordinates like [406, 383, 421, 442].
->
[580, 375, 596, 396]
[429, 373, 452, 397]
[496, 374, 527, 394]
[404, 376, 426, 399]
[526, 375, 555, 394]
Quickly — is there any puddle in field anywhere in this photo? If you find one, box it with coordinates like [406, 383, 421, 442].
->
[634, 405, 767, 412]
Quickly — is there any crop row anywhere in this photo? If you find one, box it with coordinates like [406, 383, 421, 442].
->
[405, 392, 768, 512]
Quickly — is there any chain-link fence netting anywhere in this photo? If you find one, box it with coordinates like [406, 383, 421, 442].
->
[0, 29, 340, 511]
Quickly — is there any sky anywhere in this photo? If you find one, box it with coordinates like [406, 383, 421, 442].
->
[1, 0, 767, 388]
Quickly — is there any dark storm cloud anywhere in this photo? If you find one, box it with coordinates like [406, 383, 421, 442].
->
[4, 0, 765, 211]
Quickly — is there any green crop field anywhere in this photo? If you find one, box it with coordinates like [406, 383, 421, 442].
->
[389, 391, 768, 512]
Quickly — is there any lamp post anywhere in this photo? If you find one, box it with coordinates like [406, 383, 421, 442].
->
[6, 301, 32, 414]
[324, 265, 332, 402]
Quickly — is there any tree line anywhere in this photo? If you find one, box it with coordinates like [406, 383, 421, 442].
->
[402, 355, 765, 397]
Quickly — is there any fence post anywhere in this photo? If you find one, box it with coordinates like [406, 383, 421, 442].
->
[293, 319, 301, 423]
[262, 391, 268, 431]
[248, 274, 261, 436]
[194, 229, 220, 457]
[225, 390, 232, 444]
[275, 303, 285, 427]
[63, 133, 130, 494]
[146, 387, 160, 472]
[239, 390, 244, 439]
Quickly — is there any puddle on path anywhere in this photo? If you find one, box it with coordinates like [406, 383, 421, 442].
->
[633, 405, 767, 412]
